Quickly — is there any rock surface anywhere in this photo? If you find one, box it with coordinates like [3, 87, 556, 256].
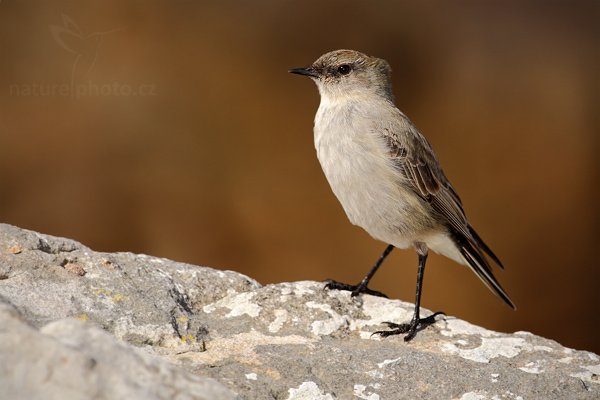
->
[0, 223, 598, 400]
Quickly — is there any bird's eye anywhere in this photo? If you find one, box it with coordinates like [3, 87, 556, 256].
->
[337, 64, 351, 75]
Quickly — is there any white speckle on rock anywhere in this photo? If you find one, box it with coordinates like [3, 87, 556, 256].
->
[306, 301, 348, 336]
[178, 329, 314, 366]
[279, 295, 290, 303]
[366, 369, 384, 379]
[349, 296, 412, 337]
[442, 337, 531, 363]
[514, 331, 534, 336]
[305, 302, 330, 313]
[286, 381, 334, 400]
[268, 309, 289, 333]
[570, 363, 600, 383]
[459, 391, 486, 400]
[360, 331, 380, 340]
[558, 357, 573, 364]
[311, 317, 343, 336]
[440, 319, 498, 338]
[491, 373, 499, 383]
[519, 361, 544, 374]
[504, 390, 524, 400]
[112, 316, 179, 347]
[377, 357, 402, 368]
[245, 373, 257, 380]
[353, 384, 380, 400]
[289, 281, 318, 297]
[202, 292, 261, 318]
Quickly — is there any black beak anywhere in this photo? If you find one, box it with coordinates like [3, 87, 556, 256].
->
[289, 66, 319, 78]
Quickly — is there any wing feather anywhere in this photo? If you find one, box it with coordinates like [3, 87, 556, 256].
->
[374, 109, 514, 308]
[386, 120, 471, 241]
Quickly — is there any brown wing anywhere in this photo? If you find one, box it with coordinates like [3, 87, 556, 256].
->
[381, 123, 470, 242]
[378, 113, 515, 309]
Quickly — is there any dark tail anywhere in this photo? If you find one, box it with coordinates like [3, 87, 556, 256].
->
[450, 226, 516, 310]
[469, 226, 504, 269]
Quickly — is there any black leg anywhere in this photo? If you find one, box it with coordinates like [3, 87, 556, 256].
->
[325, 244, 394, 298]
[374, 243, 445, 341]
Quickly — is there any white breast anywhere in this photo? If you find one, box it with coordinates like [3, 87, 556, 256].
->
[313, 98, 431, 249]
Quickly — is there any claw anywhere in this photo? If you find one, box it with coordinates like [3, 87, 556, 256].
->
[381, 321, 404, 329]
[324, 279, 388, 298]
[372, 312, 446, 341]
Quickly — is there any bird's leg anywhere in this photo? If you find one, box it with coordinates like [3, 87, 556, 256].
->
[325, 244, 394, 298]
[374, 242, 445, 341]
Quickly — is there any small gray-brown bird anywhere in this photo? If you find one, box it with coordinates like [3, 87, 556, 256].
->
[290, 49, 515, 341]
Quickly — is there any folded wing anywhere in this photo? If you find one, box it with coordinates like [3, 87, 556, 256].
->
[377, 111, 515, 309]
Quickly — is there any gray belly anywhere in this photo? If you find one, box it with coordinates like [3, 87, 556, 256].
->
[315, 130, 434, 247]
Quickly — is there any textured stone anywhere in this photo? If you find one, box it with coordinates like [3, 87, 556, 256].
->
[0, 302, 236, 400]
[0, 223, 598, 399]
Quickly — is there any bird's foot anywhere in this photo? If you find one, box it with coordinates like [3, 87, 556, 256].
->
[324, 279, 388, 298]
[373, 311, 446, 342]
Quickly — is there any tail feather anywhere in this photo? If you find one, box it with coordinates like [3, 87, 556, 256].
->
[469, 226, 504, 269]
[450, 227, 516, 310]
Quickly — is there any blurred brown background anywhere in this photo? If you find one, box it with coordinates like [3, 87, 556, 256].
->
[1, 1, 598, 353]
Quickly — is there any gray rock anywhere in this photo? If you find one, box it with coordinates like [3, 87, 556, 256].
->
[0, 302, 236, 400]
[0, 223, 598, 399]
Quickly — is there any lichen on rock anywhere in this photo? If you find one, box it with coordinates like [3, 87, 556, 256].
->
[0, 223, 598, 399]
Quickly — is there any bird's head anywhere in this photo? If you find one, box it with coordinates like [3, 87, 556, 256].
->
[289, 49, 394, 102]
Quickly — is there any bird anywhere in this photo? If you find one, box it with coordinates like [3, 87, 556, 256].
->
[289, 49, 515, 341]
